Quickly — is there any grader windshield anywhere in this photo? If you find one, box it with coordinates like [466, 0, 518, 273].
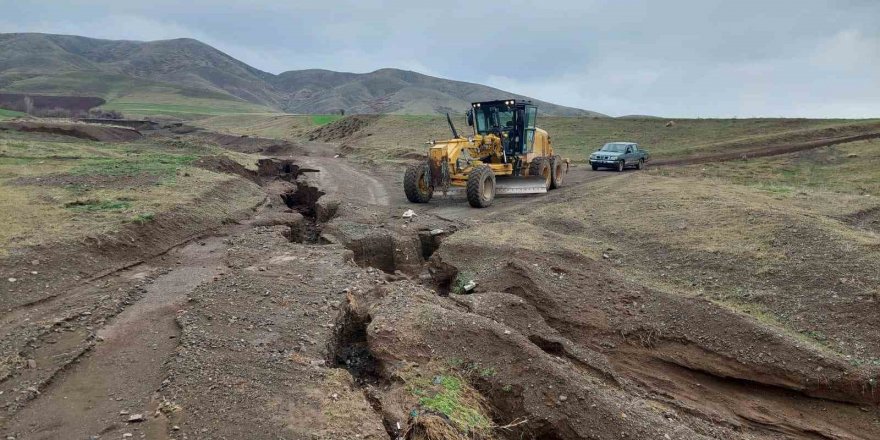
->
[472, 104, 515, 135]
[469, 100, 538, 155]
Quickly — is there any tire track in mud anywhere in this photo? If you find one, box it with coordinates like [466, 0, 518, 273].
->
[1, 234, 236, 438]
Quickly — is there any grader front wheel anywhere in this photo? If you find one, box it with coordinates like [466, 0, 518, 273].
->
[529, 157, 552, 191]
[404, 162, 433, 203]
[466, 165, 496, 208]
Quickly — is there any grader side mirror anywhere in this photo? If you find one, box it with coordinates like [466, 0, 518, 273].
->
[466, 109, 474, 127]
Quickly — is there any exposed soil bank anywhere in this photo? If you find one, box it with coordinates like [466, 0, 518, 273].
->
[0, 120, 142, 142]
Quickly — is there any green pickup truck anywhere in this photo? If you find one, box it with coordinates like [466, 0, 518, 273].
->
[589, 142, 649, 171]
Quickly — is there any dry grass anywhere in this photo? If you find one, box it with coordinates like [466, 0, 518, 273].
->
[655, 138, 880, 196]
[0, 132, 263, 253]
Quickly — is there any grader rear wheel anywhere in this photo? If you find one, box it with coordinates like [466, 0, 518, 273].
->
[529, 157, 552, 191]
[466, 165, 496, 208]
[550, 155, 566, 189]
[404, 162, 433, 203]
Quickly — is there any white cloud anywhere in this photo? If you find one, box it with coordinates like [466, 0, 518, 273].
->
[811, 29, 880, 72]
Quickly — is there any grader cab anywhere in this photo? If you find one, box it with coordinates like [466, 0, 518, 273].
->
[404, 99, 567, 208]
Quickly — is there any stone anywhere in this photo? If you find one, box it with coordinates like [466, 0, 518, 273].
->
[127, 413, 145, 422]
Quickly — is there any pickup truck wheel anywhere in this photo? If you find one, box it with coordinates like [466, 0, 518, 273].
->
[404, 162, 433, 203]
[616, 160, 625, 172]
[636, 159, 644, 170]
[466, 165, 496, 208]
[550, 156, 566, 189]
[591, 164, 599, 171]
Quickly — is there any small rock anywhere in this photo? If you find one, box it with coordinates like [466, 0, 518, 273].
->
[172, 426, 180, 431]
[558, 395, 568, 402]
[7, 278, 16, 283]
[26, 359, 37, 369]
[123, 434, 133, 438]
[127, 413, 145, 423]
[120, 410, 130, 415]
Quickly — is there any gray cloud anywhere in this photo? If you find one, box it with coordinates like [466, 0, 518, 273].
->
[1, 0, 878, 117]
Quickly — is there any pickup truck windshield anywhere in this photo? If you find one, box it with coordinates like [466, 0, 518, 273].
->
[600, 143, 631, 152]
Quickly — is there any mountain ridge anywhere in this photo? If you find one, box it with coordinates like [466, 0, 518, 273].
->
[0, 33, 603, 116]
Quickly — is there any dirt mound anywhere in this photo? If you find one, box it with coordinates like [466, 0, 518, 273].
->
[0, 120, 142, 142]
[350, 283, 721, 439]
[194, 155, 259, 183]
[844, 206, 880, 233]
[308, 115, 379, 142]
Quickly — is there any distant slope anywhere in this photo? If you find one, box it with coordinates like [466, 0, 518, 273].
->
[0, 33, 600, 116]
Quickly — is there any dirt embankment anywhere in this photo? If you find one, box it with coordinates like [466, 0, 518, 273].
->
[327, 234, 880, 440]
[0, 93, 105, 114]
[0, 120, 142, 142]
[308, 115, 379, 142]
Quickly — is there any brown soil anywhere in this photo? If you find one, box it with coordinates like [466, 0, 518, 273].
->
[0, 120, 142, 142]
[2, 127, 878, 440]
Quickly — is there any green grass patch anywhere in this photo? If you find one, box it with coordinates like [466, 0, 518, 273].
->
[451, 270, 475, 295]
[131, 212, 155, 224]
[72, 153, 197, 180]
[65, 198, 132, 212]
[409, 374, 491, 433]
[311, 114, 344, 125]
[0, 108, 25, 119]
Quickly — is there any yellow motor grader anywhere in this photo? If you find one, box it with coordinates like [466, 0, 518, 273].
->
[404, 99, 567, 208]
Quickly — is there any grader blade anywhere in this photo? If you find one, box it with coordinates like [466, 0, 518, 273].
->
[495, 176, 548, 195]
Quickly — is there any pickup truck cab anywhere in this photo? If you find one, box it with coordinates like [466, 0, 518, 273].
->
[589, 142, 649, 171]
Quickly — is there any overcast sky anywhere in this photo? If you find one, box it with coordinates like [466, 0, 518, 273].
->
[2, 0, 878, 117]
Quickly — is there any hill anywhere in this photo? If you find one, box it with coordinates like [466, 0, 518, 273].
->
[0, 33, 599, 117]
